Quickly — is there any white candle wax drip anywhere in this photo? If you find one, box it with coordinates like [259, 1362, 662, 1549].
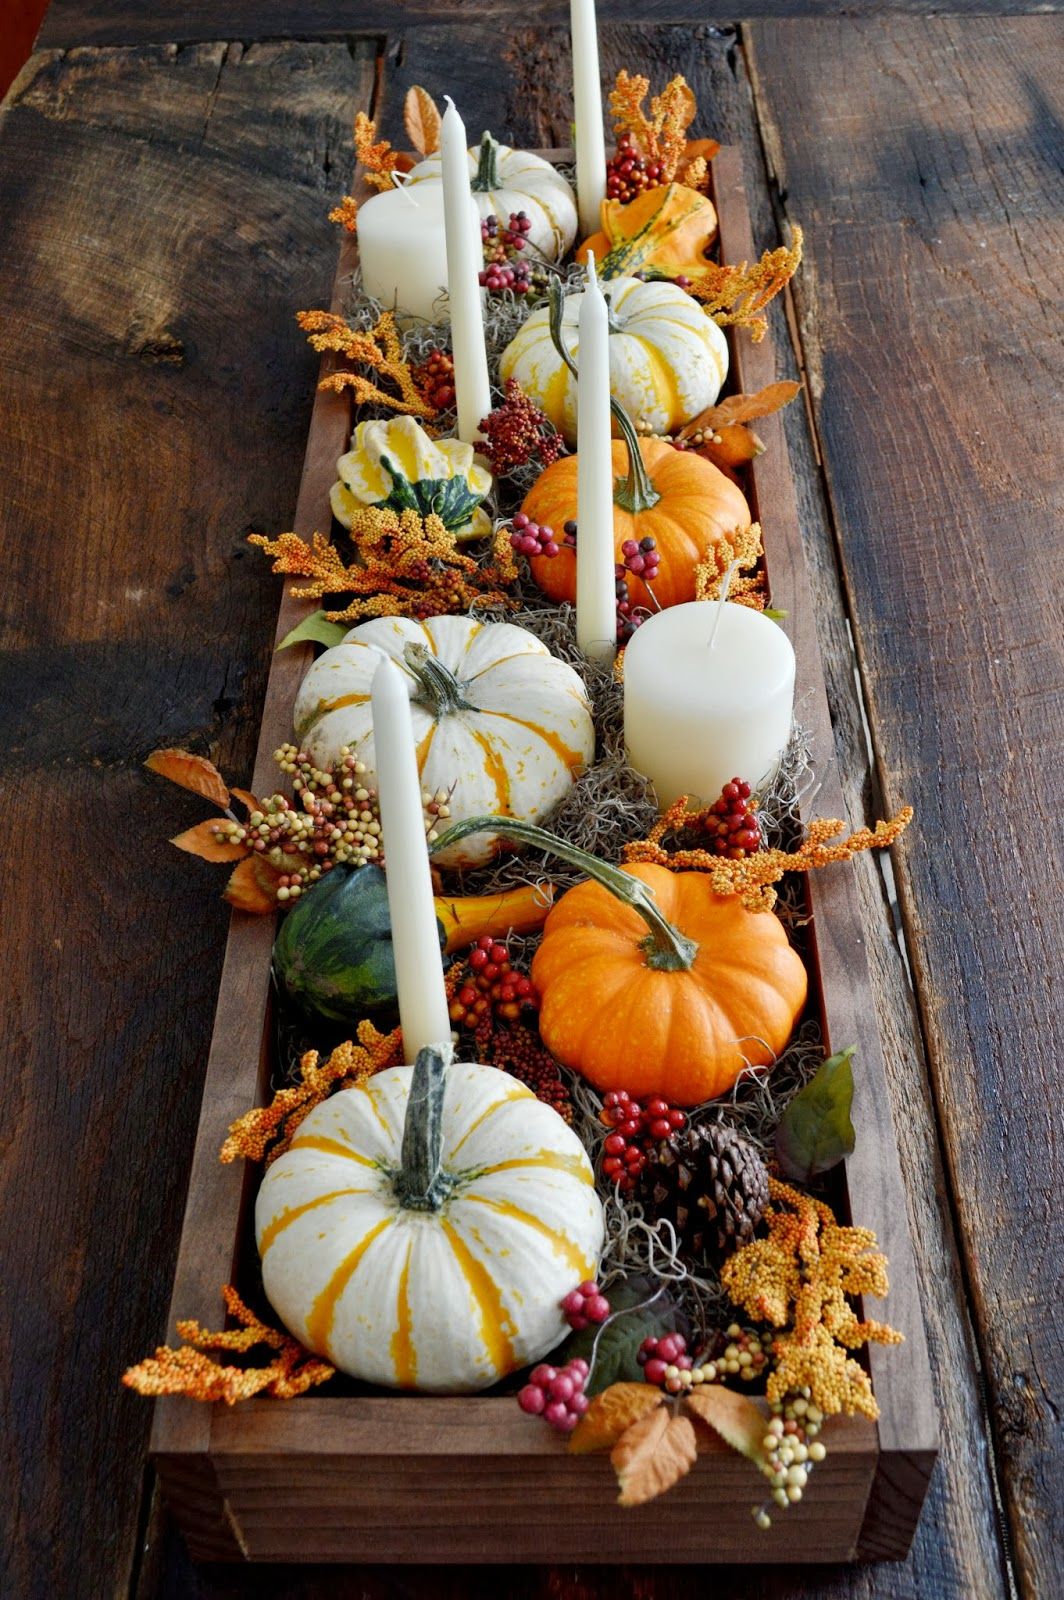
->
[440, 99, 493, 443]
[370, 656, 453, 1062]
[575, 254, 617, 667]
[623, 602, 796, 808]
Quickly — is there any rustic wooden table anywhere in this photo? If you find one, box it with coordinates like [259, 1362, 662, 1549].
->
[1, 4, 1060, 1598]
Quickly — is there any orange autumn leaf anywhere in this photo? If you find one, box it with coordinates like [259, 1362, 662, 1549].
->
[684, 136, 721, 166]
[224, 856, 281, 914]
[685, 1386, 768, 1466]
[611, 1407, 699, 1507]
[404, 85, 441, 156]
[679, 380, 801, 441]
[569, 1383, 665, 1455]
[171, 819, 248, 864]
[145, 747, 229, 808]
[230, 787, 260, 814]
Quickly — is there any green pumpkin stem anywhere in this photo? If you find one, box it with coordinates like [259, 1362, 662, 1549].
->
[403, 642, 470, 716]
[431, 816, 697, 972]
[546, 279, 662, 519]
[395, 1043, 452, 1210]
[472, 131, 500, 193]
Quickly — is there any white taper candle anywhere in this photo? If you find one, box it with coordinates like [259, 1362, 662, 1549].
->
[575, 254, 617, 666]
[440, 99, 493, 442]
[570, 0, 607, 237]
[370, 656, 453, 1062]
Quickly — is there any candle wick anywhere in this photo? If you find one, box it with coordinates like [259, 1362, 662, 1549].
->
[708, 559, 741, 650]
[392, 170, 419, 207]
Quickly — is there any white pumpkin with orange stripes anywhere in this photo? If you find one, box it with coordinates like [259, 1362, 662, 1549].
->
[292, 615, 595, 869]
[256, 1046, 604, 1392]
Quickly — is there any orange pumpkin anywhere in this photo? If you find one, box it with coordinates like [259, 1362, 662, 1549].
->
[432, 819, 807, 1107]
[522, 434, 751, 611]
[576, 183, 718, 282]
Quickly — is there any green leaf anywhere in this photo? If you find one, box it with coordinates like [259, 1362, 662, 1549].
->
[775, 1046, 857, 1182]
[276, 610, 349, 652]
[553, 1276, 687, 1396]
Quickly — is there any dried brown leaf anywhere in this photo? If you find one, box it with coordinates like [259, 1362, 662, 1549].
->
[145, 748, 229, 808]
[569, 1382, 665, 1455]
[612, 1408, 698, 1507]
[170, 820, 248, 863]
[679, 380, 801, 441]
[223, 856, 281, 914]
[685, 1386, 768, 1466]
[404, 85, 441, 156]
[229, 788, 260, 814]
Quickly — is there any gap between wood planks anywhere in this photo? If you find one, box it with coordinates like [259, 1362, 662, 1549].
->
[738, 24, 1023, 1597]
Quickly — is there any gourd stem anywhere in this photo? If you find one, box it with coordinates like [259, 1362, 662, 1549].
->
[472, 131, 499, 193]
[546, 279, 662, 519]
[403, 642, 470, 716]
[431, 816, 698, 972]
[395, 1043, 452, 1211]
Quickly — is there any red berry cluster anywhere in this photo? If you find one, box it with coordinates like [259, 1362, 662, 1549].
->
[638, 1332, 693, 1391]
[413, 349, 456, 412]
[509, 511, 560, 559]
[703, 778, 762, 858]
[479, 211, 542, 295]
[615, 536, 661, 642]
[560, 1279, 611, 1330]
[474, 1015, 571, 1122]
[517, 1359, 590, 1431]
[605, 133, 665, 204]
[449, 936, 538, 1029]
[600, 1090, 687, 1190]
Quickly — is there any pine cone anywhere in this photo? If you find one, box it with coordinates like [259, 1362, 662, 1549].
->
[641, 1122, 769, 1261]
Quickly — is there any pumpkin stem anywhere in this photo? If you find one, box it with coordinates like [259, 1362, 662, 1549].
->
[395, 1043, 452, 1211]
[546, 279, 662, 518]
[472, 131, 500, 193]
[402, 642, 471, 716]
[431, 816, 698, 972]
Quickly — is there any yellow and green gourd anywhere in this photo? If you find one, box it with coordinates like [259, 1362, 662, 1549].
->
[330, 415, 493, 542]
[499, 275, 728, 444]
[256, 1045, 604, 1392]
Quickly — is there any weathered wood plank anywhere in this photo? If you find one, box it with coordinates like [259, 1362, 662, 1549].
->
[747, 15, 1064, 1598]
[0, 37, 376, 1600]
[34, 0, 1064, 54]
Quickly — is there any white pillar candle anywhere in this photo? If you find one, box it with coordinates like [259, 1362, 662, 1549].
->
[357, 182, 449, 323]
[440, 99, 493, 443]
[623, 601, 796, 807]
[575, 255, 617, 667]
[370, 656, 453, 1062]
[570, 0, 607, 237]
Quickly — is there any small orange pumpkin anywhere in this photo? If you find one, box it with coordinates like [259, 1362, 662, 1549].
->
[522, 433, 751, 611]
[576, 183, 718, 282]
[432, 820, 807, 1107]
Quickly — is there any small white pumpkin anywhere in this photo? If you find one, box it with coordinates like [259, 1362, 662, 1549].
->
[293, 614, 595, 868]
[331, 416, 493, 542]
[256, 1046, 604, 1392]
[404, 132, 577, 263]
[500, 275, 729, 443]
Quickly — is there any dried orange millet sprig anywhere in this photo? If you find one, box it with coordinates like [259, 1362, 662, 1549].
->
[296, 308, 435, 419]
[690, 227, 804, 344]
[221, 1024, 403, 1166]
[622, 796, 913, 913]
[353, 110, 412, 191]
[721, 1179, 903, 1420]
[122, 1286, 334, 1404]
[609, 70, 697, 182]
[693, 521, 766, 610]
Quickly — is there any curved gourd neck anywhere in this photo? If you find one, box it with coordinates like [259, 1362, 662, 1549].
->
[546, 277, 661, 517]
[431, 816, 698, 972]
[403, 642, 471, 716]
[394, 1044, 455, 1211]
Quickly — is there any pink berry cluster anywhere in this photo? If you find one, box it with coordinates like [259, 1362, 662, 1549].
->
[479, 211, 540, 295]
[615, 536, 661, 641]
[508, 511, 560, 559]
[600, 1090, 686, 1191]
[560, 1279, 611, 1331]
[638, 1332, 695, 1392]
[517, 1359, 590, 1431]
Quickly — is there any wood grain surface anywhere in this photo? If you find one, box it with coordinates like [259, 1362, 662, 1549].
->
[1, 6, 1058, 1599]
